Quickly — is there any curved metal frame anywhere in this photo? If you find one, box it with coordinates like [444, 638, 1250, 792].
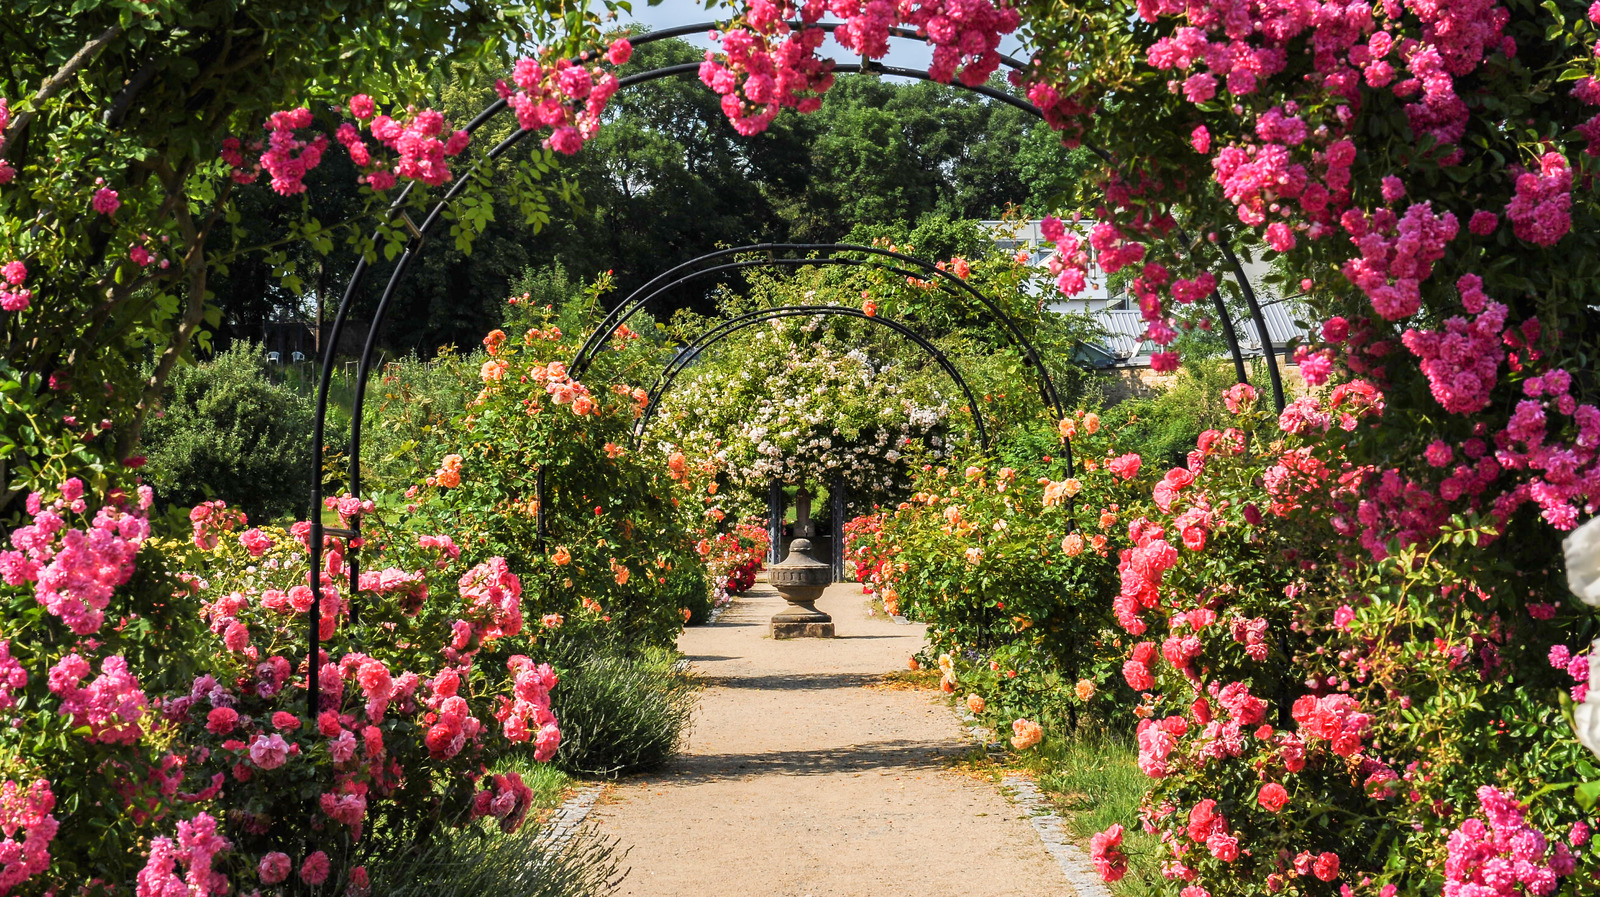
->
[571, 243, 1066, 420]
[305, 19, 1278, 716]
[633, 304, 991, 449]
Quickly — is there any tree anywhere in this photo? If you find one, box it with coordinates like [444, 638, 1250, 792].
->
[0, 0, 623, 515]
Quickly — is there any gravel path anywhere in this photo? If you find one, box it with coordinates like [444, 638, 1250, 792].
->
[587, 581, 1079, 897]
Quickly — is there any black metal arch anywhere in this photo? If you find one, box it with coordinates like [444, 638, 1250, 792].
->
[305, 18, 1279, 716]
[633, 304, 991, 450]
[570, 243, 1067, 422]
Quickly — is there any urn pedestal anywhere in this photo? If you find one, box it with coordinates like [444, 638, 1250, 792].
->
[769, 538, 834, 639]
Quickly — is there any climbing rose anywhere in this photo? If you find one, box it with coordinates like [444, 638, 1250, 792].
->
[1010, 717, 1043, 750]
[91, 187, 120, 215]
[300, 851, 330, 885]
[259, 852, 292, 885]
[1090, 824, 1128, 882]
[1258, 782, 1289, 812]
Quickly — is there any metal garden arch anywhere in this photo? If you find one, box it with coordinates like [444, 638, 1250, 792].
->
[304, 19, 1284, 715]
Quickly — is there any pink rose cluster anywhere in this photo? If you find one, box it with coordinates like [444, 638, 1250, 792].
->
[189, 499, 246, 550]
[457, 556, 524, 644]
[0, 97, 13, 184]
[358, 565, 430, 614]
[1289, 693, 1370, 757]
[135, 812, 231, 897]
[1090, 823, 1129, 881]
[496, 43, 626, 155]
[471, 772, 537, 833]
[1340, 201, 1459, 321]
[336, 102, 471, 191]
[1039, 214, 1091, 296]
[700, 0, 1020, 135]
[1114, 518, 1178, 634]
[0, 779, 57, 894]
[1, 479, 152, 634]
[1443, 787, 1574, 897]
[1400, 275, 1507, 414]
[497, 655, 561, 762]
[1505, 152, 1573, 247]
[1048, 0, 1533, 373]
[699, 2, 835, 136]
[422, 667, 484, 759]
[48, 653, 149, 745]
[1, 258, 30, 312]
[0, 642, 25, 709]
[257, 107, 329, 196]
[323, 492, 377, 523]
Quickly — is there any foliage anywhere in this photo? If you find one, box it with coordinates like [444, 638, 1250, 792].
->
[0, 0, 626, 510]
[1095, 358, 1259, 469]
[847, 412, 1141, 733]
[139, 342, 316, 522]
[544, 640, 697, 779]
[368, 815, 623, 897]
[403, 291, 709, 654]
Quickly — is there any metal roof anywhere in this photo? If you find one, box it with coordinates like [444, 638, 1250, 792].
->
[1080, 300, 1315, 368]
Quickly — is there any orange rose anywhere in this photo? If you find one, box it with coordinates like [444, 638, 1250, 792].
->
[553, 546, 572, 566]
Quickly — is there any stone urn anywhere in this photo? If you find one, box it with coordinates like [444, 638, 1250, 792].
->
[769, 538, 834, 639]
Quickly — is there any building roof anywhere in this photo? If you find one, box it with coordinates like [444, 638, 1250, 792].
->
[1079, 301, 1314, 369]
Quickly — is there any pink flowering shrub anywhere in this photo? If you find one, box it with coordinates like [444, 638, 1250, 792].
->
[696, 0, 1021, 134]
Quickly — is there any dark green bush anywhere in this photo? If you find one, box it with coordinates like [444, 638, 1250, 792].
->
[140, 343, 317, 522]
[547, 641, 697, 778]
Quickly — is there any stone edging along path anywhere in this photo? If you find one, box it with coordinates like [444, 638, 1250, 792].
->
[569, 581, 1111, 896]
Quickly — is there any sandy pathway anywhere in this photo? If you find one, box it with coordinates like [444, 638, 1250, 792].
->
[587, 581, 1077, 897]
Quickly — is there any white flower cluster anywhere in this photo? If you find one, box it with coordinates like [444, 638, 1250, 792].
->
[654, 329, 959, 496]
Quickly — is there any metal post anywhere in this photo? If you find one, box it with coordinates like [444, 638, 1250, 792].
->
[830, 473, 846, 583]
[768, 479, 785, 566]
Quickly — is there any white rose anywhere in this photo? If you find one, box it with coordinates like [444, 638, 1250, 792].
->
[1576, 640, 1600, 760]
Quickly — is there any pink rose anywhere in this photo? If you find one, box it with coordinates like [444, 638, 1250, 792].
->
[205, 706, 238, 735]
[248, 733, 290, 770]
[1258, 783, 1289, 812]
[300, 851, 330, 885]
[259, 851, 292, 885]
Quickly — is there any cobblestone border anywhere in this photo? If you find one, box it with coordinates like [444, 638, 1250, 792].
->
[956, 709, 1113, 897]
[543, 783, 604, 850]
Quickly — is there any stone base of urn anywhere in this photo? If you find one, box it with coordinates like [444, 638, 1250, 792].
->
[768, 538, 834, 639]
[771, 611, 835, 640]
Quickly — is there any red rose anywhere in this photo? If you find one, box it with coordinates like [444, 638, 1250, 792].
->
[1258, 782, 1289, 812]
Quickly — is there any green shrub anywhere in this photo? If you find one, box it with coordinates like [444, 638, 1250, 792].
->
[547, 640, 697, 777]
[370, 818, 622, 897]
[359, 350, 475, 491]
[140, 342, 317, 522]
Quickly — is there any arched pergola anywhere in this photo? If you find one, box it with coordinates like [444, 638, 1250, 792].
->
[633, 303, 991, 449]
[572, 243, 1068, 423]
[304, 20, 1280, 715]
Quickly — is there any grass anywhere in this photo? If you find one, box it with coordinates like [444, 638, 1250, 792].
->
[1026, 733, 1165, 895]
[949, 706, 1162, 896]
[497, 759, 577, 818]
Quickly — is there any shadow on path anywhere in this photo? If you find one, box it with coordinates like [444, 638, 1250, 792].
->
[695, 671, 879, 690]
[629, 737, 967, 785]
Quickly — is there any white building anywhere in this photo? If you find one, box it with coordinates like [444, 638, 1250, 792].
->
[981, 219, 1312, 370]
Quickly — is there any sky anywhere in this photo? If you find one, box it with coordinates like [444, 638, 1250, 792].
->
[606, 0, 1029, 77]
